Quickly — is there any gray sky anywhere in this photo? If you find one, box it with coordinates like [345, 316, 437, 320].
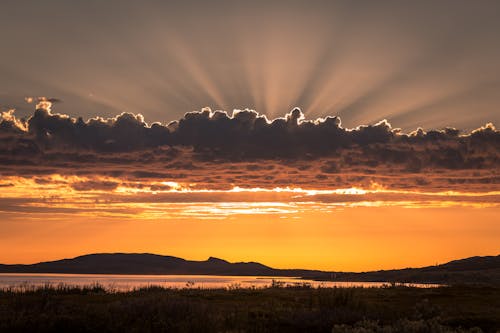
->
[1, 0, 499, 130]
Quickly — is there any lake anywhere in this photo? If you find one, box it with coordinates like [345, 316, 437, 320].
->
[0, 273, 441, 291]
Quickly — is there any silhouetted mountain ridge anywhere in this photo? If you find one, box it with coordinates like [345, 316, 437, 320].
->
[330, 254, 500, 285]
[0, 253, 279, 276]
[0, 253, 499, 285]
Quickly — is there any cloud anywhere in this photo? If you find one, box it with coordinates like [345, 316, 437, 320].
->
[4, 105, 498, 153]
[71, 180, 119, 191]
[25, 106, 170, 151]
[0, 174, 498, 219]
[0, 105, 498, 192]
[0, 109, 28, 134]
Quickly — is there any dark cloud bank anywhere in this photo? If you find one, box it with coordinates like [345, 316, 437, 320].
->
[0, 104, 498, 191]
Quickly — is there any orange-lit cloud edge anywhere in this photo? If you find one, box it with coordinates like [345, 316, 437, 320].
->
[1, 175, 498, 220]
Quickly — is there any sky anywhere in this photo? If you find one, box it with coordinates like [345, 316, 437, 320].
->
[0, 0, 499, 271]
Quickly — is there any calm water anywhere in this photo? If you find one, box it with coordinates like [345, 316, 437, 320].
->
[0, 274, 441, 291]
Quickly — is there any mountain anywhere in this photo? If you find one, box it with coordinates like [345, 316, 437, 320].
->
[0, 253, 279, 276]
[0, 253, 499, 285]
[329, 255, 500, 285]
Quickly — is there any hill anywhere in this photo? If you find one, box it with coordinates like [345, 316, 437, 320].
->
[330, 255, 500, 285]
[0, 253, 278, 276]
[1, 253, 499, 285]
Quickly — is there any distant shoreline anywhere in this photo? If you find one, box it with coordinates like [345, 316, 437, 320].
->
[1, 253, 499, 286]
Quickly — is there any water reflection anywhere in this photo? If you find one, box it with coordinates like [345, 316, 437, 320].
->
[0, 274, 441, 291]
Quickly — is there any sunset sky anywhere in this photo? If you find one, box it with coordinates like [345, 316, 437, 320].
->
[0, 0, 499, 271]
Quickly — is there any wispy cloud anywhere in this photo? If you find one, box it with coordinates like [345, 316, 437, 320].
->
[0, 175, 498, 219]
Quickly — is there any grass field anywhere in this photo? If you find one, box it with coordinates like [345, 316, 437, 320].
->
[1, 284, 499, 332]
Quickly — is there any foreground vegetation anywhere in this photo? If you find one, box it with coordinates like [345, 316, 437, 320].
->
[0, 284, 499, 333]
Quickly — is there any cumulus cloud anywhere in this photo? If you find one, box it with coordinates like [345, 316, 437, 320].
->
[0, 109, 28, 134]
[2, 105, 498, 154]
[0, 105, 498, 192]
[25, 106, 170, 151]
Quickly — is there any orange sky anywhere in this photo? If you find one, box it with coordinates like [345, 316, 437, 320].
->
[1, 179, 498, 271]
